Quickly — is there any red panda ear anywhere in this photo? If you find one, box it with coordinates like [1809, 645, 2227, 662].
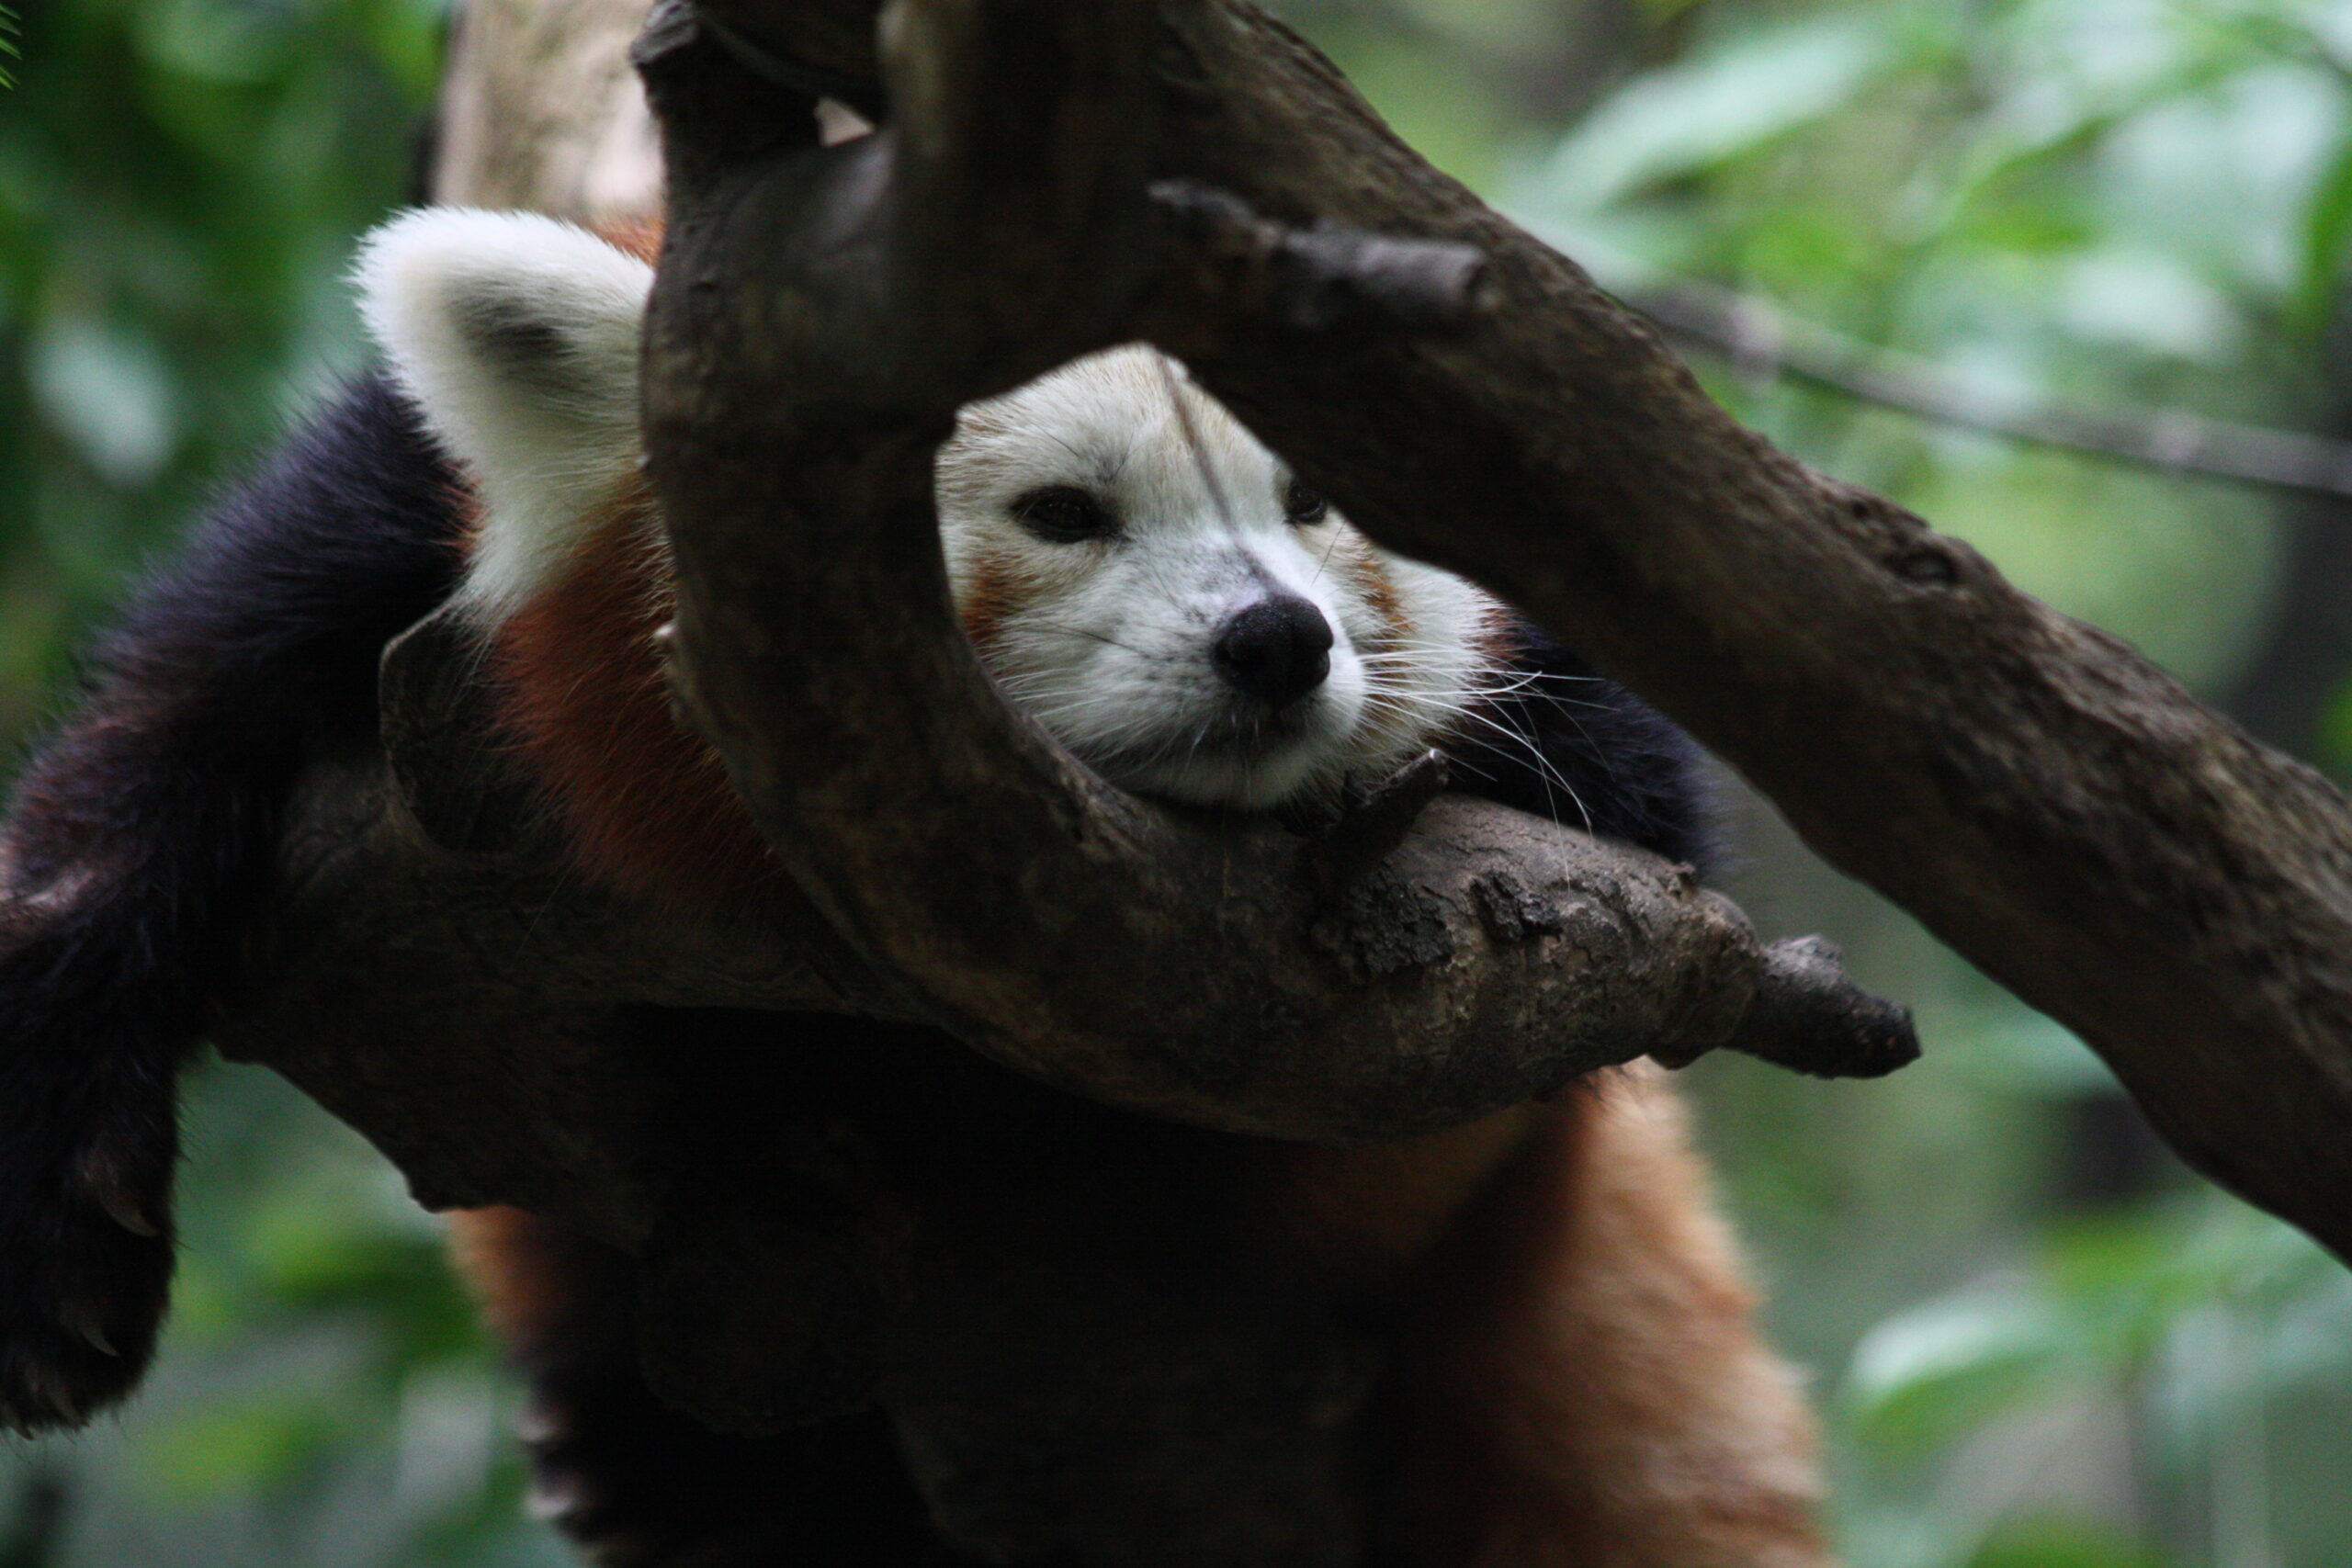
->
[354, 209, 652, 621]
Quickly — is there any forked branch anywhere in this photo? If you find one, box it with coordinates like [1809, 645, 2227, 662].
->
[637, 0, 2352, 1260]
[626, 0, 1912, 1147]
[185, 0, 1913, 1389]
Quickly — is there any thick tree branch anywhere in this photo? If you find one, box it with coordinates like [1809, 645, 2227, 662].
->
[651, 0, 2352, 1261]
[136, 0, 1912, 1462]
[203, 572, 1907, 1471]
[214, 597, 1905, 1241]
[434, 0, 663, 219]
[625, 3, 1907, 1151]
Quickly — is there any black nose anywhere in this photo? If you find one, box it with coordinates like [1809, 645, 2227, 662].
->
[1215, 594, 1334, 707]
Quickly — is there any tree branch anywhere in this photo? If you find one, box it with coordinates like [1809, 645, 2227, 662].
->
[648, 0, 2352, 1263]
[214, 591, 1906, 1241]
[433, 0, 664, 219]
[619, 1, 1906, 1152]
[1635, 276, 2352, 502]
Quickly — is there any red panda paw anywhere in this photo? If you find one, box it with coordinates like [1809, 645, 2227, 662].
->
[511, 1361, 984, 1565]
[0, 1107, 176, 1435]
[515, 1378, 717, 1564]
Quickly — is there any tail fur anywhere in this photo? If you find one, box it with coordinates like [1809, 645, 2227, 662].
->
[0, 373, 461, 1432]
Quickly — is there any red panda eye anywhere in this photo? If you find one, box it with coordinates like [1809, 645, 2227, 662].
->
[1283, 478, 1329, 525]
[1012, 485, 1115, 543]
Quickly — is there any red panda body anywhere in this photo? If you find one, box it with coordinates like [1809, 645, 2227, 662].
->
[364, 210, 1838, 1564]
[0, 194, 1836, 1563]
[488, 474, 788, 907]
[449, 1041, 1826, 1567]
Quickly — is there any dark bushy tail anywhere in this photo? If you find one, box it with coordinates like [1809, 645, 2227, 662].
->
[0, 374, 462, 1432]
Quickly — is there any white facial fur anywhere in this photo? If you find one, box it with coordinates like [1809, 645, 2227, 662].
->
[362, 209, 1498, 810]
[937, 349, 1495, 807]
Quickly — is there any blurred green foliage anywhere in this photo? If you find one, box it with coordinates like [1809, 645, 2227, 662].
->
[0, 0, 440, 740]
[5, 0, 2352, 1565]
[1, 2, 558, 1563]
[1480, 1, 2352, 1563]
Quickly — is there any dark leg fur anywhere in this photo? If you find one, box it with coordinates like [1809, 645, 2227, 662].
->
[455, 1210, 982, 1568]
[1449, 615, 1714, 873]
[0, 374, 462, 1432]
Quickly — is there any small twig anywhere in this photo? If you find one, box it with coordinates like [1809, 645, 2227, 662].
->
[1152, 179, 1489, 336]
[1635, 278, 2352, 502]
[1307, 749, 1452, 892]
[1715, 935, 1918, 1079]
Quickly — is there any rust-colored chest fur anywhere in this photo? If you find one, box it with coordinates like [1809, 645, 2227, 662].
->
[489, 481, 788, 908]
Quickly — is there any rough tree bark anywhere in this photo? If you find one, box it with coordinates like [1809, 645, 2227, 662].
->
[221, 4, 1917, 1179]
[602, 0, 2352, 1264]
[190, 0, 1917, 1486]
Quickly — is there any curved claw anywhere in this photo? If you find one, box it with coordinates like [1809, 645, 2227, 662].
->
[92, 1186, 161, 1240]
[61, 1303, 118, 1359]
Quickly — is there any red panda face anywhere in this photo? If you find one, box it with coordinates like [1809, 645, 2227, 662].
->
[361, 214, 1498, 814]
[937, 347, 1496, 809]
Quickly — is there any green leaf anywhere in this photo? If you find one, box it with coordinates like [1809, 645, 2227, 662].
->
[1970, 1514, 2168, 1568]
[2294, 123, 2352, 328]
[1844, 1290, 2079, 1455]
[1531, 15, 1894, 215]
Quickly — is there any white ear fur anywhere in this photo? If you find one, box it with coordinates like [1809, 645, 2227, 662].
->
[354, 208, 652, 621]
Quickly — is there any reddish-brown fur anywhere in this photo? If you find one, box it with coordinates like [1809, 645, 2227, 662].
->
[953, 545, 1023, 657]
[489, 482, 1059, 911]
[1336, 534, 1411, 662]
[1364, 1072, 1827, 1565]
[490, 479, 786, 908]
[448, 1204, 585, 1353]
[464, 342, 1832, 1565]
[595, 214, 665, 266]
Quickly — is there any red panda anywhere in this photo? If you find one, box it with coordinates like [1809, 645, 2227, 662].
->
[365, 210, 1834, 1566]
[0, 206, 1832, 1565]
